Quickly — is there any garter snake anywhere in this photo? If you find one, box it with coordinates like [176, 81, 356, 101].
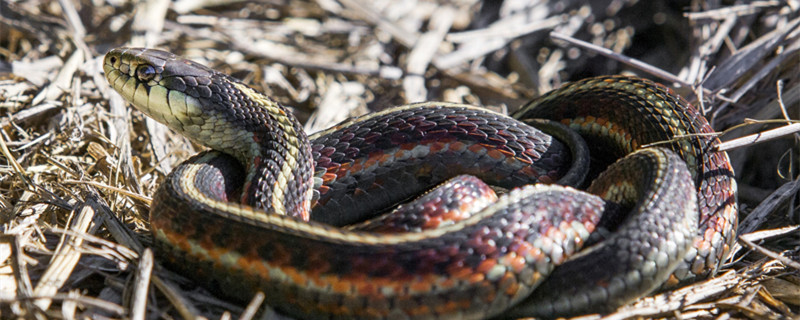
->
[103, 47, 737, 319]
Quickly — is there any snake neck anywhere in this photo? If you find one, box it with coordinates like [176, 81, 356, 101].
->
[224, 81, 315, 219]
[177, 75, 316, 219]
[103, 48, 315, 219]
[174, 76, 316, 218]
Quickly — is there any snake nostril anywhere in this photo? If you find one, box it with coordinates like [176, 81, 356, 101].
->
[109, 56, 117, 64]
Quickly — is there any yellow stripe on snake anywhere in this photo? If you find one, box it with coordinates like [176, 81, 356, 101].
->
[103, 47, 737, 319]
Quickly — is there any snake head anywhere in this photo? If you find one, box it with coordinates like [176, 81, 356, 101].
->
[104, 47, 219, 137]
[103, 48, 306, 168]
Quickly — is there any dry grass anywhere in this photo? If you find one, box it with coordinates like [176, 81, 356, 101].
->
[1, 0, 799, 319]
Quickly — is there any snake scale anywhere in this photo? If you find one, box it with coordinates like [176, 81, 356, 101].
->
[103, 47, 738, 319]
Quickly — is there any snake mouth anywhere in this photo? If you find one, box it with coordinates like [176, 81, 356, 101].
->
[104, 48, 176, 126]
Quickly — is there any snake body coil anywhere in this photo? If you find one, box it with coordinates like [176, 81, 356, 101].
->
[104, 48, 737, 319]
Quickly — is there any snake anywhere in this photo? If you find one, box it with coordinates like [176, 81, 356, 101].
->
[103, 47, 737, 319]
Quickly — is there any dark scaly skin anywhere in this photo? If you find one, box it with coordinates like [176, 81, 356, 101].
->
[346, 175, 498, 233]
[508, 148, 698, 317]
[308, 104, 586, 226]
[152, 151, 610, 319]
[103, 48, 735, 319]
[512, 76, 738, 287]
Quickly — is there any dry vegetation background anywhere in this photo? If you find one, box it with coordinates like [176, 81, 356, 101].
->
[1, 0, 800, 319]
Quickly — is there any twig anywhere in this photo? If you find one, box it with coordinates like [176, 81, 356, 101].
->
[739, 225, 800, 243]
[63, 180, 153, 204]
[685, 1, 782, 20]
[737, 178, 800, 235]
[599, 270, 742, 320]
[549, 32, 734, 103]
[726, 36, 800, 104]
[4, 234, 37, 317]
[706, 14, 800, 99]
[714, 123, 800, 152]
[228, 36, 403, 79]
[739, 237, 800, 270]
[336, 0, 418, 47]
[446, 14, 563, 43]
[130, 249, 154, 320]
[150, 274, 201, 320]
[2, 293, 127, 315]
[435, 15, 563, 70]
[32, 196, 100, 311]
[404, 6, 455, 102]
[130, 0, 170, 47]
[0, 128, 35, 189]
[240, 292, 265, 320]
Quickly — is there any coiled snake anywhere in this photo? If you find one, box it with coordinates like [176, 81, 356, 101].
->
[103, 47, 737, 319]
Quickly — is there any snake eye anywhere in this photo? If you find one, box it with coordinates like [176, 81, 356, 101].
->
[136, 65, 156, 82]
